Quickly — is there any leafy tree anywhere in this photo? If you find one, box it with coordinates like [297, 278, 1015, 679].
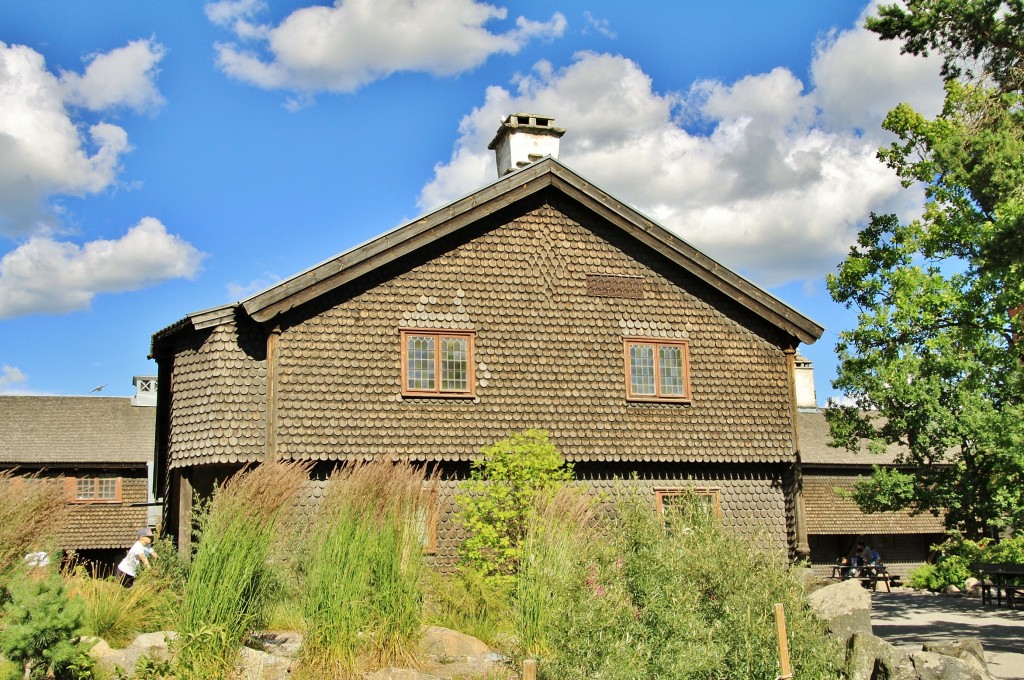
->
[455, 430, 573, 585]
[827, 0, 1024, 538]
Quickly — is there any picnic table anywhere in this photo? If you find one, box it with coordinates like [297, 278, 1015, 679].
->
[830, 563, 896, 591]
[971, 562, 1024, 609]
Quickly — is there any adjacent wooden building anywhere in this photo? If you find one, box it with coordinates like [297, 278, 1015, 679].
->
[0, 377, 157, 564]
[151, 114, 826, 563]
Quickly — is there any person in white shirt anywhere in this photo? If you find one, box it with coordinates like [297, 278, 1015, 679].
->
[117, 527, 157, 587]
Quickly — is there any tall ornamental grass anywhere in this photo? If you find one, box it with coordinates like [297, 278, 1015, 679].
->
[175, 460, 310, 680]
[0, 471, 70, 576]
[515, 487, 596, 658]
[68, 570, 168, 648]
[297, 460, 434, 679]
[534, 487, 845, 680]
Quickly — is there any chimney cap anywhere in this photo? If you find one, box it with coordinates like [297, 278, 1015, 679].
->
[487, 113, 565, 151]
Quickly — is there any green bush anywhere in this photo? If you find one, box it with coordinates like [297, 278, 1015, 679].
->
[0, 571, 95, 679]
[456, 430, 573, 587]
[982, 535, 1024, 563]
[530, 487, 843, 679]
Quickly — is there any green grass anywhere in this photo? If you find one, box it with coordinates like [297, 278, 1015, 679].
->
[174, 460, 310, 680]
[297, 460, 434, 679]
[69, 572, 167, 648]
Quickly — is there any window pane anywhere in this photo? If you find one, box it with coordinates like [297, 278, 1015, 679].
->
[98, 477, 117, 500]
[440, 337, 468, 391]
[630, 344, 655, 395]
[76, 478, 94, 500]
[659, 345, 684, 396]
[406, 336, 435, 390]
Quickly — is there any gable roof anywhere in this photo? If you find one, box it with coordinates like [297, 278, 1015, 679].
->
[154, 158, 822, 348]
[0, 396, 154, 466]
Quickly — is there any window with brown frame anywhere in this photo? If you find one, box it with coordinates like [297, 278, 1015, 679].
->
[66, 475, 122, 503]
[401, 329, 475, 397]
[654, 488, 720, 529]
[625, 338, 692, 402]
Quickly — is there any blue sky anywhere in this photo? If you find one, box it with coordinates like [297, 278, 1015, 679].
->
[0, 0, 942, 402]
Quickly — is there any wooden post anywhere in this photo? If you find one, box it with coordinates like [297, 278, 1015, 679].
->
[774, 603, 793, 679]
[523, 658, 537, 680]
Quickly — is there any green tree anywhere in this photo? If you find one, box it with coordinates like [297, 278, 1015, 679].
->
[827, 0, 1024, 538]
[455, 430, 574, 585]
[0, 572, 95, 679]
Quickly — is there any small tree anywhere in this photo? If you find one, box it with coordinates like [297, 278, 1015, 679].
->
[0, 571, 94, 680]
[456, 430, 573, 585]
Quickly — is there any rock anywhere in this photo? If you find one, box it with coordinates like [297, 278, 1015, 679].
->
[87, 631, 176, 678]
[234, 646, 294, 680]
[82, 636, 112, 657]
[846, 632, 915, 680]
[908, 649, 993, 680]
[942, 584, 961, 595]
[418, 625, 490, 660]
[249, 631, 303, 658]
[127, 631, 175, 660]
[807, 578, 872, 645]
[922, 639, 992, 678]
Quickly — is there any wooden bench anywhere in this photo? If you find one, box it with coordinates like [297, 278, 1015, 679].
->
[972, 562, 1024, 608]
[858, 565, 894, 592]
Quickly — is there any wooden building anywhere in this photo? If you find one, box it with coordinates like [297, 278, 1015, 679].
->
[151, 114, 825, 562]
[0, 377, 157, 564]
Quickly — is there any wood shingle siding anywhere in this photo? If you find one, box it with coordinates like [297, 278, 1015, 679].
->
[153, 157, 824, 558]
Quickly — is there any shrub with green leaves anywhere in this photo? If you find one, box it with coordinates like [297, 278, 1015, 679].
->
[0, 571, 95, 680]
[531, 488, 843, 680]
[175, 460, 309, 680]
[297, 460, 433, 679]
[456, 430, 573, 586]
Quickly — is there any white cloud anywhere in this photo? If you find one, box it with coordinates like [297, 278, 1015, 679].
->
[227, 273, 281, 300]
[583, 11, 616, 39]
[418, 18, 943, 286]
[207, 0, 566, 97]
[59, 38, 166, 113]
[0, 365, 29, 394]
[0, 40, 166, 238]
[0, 218, 205, 319]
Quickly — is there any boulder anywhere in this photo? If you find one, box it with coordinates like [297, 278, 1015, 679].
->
[249, 631, 303, 659]
[908, 649, 992, 680]
[87, 631, 176, 678]
[234, 646, 294, 680]
[807, 578, 872, 644]
[922, 639, 991, 679]
[846, 632, 915, 680]
[418, 625, 490, 660]
[942, 584, 961, 595]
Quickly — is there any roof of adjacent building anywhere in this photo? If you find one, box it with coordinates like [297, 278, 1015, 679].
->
[0, 396, 154, 466]
[153, 157, 823, 351]
[803, 473, 945, 534]
[798, 409, 907, 466]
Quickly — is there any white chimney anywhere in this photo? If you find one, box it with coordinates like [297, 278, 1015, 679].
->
[132, 375, 157, 407]
[488, 113, 565, 177]
[794, 355, 817, 410]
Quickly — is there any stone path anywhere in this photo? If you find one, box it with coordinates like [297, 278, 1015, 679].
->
[871, 591, 1024, 680]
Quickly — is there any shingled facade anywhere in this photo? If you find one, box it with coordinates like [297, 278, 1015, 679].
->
[152, 115, 824, 562]
[0, 378, 157, 562]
